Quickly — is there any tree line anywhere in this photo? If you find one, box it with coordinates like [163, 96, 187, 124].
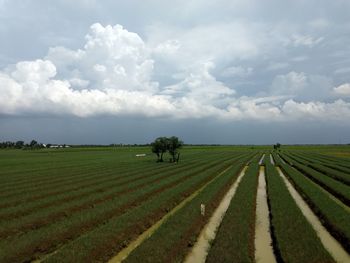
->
[0, 140, 46, 149]
[151, 136, 183, 163]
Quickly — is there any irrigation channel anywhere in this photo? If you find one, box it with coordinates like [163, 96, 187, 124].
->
[183, 166, 248, 263]
[276, 167, 350, 263]
[107, 165, 235, 263]
[254, 166, 276, 263]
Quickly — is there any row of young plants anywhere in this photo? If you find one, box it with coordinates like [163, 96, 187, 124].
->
[265, 159, 334, 263]
[0, 152, 231, 217]
[42, 155, 253, 263]
[0, 153, 242, 239]
[0, 154, 253, 262]
[295, 151, 350, 172]
[288, 152, 350, 184]
[0, 149, 188, 199]
[0, 159, 175, 207]
[0, 150, 116, 183]
[0, 149, 231, 206]
[0, 161, 220, 238]
[279, 153, 350, 206]
[205, 161, 260, 263]
[0, 146, 193, 192]
[308, 152, 350, 169]
[0, 150, 238, 201]
[273, 154, 350, 253]
[123, 163, 248, 263]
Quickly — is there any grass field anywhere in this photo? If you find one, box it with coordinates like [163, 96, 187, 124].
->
[0, 145, 349, 262]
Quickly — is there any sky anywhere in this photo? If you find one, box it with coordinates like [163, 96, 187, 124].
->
[0, 0, 350, 144]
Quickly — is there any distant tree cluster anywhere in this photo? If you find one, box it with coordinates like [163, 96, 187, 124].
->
[273, 143, 281, 150]
[0, 140, 45, 150]
[151, 136, 183, 163]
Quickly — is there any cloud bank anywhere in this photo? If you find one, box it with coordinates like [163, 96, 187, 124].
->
[1, 22, 350, 122]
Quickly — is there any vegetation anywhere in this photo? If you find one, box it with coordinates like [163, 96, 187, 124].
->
[125, 160, 249, 263]
[151, 136, 183, 162]
[275, 155, 350, 253]
[286, 152, 350, 185]
[0, 146, 251, 262]
[0, 140, 45, 149]
[265, 160, 334, 262]
[206, 162, 259, 263]
[0, 145, 349, 262]
[280, 153, 350, 206]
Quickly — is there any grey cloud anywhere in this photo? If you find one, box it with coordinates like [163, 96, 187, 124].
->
[1, 0, 350, 143]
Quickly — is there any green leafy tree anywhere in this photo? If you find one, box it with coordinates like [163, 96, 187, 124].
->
[15, 141, 24, 149]
[151, 137, 168, 162]
[273, 143, 282, 151]
[167, 136, 183, 163]
[30, 140, 38, 148]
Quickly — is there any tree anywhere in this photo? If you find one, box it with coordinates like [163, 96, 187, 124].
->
[273, 143, 281, 151]
[167, 136, 183, 163]
[15, 141, 24, 149]
[151, 137, 168, 162]
[29, 140, 38, 149]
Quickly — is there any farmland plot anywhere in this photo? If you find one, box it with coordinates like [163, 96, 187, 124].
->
[1, 146, 350, 263]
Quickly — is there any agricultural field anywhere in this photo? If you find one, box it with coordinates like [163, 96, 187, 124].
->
[0, 145, 349, 263]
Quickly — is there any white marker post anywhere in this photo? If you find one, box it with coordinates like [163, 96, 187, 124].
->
[200, 204, 205, 216]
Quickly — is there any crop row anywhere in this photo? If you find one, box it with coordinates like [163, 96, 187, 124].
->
[273, 154, 350, 253]
[279, 153, 350, 206]
[0, 154, 253, 262]
[265, 160, 333, 263]
[0, 152, 233, 215]
[293, 152, 350, 179]
[205, 162, 259, 263]
[0, 151, 244, 208]
[0, 160, 172, 205]
[292, 151, 350, 172]
[0, 153, 245, 198]
[308, 152, 350, 169]
[0, 148, 208, 191]
[0, 150, 208, 198]
[287, 152, 350, 184]
[0, 154, 241, 238]
[123, 163, 246, 263]
[42, 156, 252, 263]
[0, 151, 118, 182]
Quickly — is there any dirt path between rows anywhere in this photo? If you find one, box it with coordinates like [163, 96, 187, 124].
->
[259, 154, 265, 165]
[183, 166, 248, 263]
[276, 167, 350, 263]
[255, 166, 276, 263]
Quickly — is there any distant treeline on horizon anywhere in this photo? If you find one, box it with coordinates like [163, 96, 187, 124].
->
[1, 140, 350, 150]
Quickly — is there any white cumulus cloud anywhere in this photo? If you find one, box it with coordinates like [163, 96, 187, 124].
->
[0, 23, 349, 123]
[333, 83, 350, 96]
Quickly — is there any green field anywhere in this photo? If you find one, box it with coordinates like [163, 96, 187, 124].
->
[0, 145, 349, 262]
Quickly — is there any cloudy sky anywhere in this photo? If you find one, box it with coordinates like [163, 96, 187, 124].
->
[1, 0, 350, 144]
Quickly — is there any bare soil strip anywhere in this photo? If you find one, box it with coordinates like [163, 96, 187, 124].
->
[255, 166, 276, 263]
[270, 154, 275, 165]
[276, 167, 350, 263]
[183, 166, 249, 263]
[259, 154, 265, 165]
[107, 165, 234, 263]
